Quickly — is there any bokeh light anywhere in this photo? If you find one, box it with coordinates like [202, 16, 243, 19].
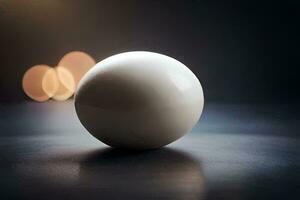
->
[52, 66, 75, 101]
[22, 51, 95, 102]
[58, 51, 96, 87]
[22, 65, 56, 102]
[42, 68, 59, 98]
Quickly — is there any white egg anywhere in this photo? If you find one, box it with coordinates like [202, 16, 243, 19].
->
[75, 51, 204, 149]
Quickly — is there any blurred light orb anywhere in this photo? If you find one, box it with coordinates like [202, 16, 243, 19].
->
[22, 65, 58, 102]
[58, 51, 96, 87]
[42, 68, 59, 97]
[52, 66, 75, 101]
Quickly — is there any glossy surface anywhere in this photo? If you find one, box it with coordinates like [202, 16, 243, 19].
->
[75, 51, 204, 149]
[0, 101, 298, 200]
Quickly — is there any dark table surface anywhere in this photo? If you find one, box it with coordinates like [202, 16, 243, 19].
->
[0, 100, 299, 200]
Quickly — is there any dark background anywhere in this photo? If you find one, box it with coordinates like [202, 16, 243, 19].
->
[0, 1, 299, 199]
[0, 0, 298, 104]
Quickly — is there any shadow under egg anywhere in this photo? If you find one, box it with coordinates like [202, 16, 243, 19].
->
[77, 148, 205, 200]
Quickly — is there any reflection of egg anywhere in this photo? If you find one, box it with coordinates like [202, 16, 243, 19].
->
[75, 51, 204, 149]
[78, 148, 204, 200]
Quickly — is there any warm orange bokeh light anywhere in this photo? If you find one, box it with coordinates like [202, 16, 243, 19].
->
[52, 66, 75, 101]
[22, 65, 58, 102]
[42, 68, 59, 98]
[58, 51, 96, 87]
[22, 51, 94, 102]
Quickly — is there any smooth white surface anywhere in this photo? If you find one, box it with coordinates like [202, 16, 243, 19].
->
[75, 51, 204, 149]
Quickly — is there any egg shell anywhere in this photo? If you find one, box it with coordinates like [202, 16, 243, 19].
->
[75, 51, 204, 149]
